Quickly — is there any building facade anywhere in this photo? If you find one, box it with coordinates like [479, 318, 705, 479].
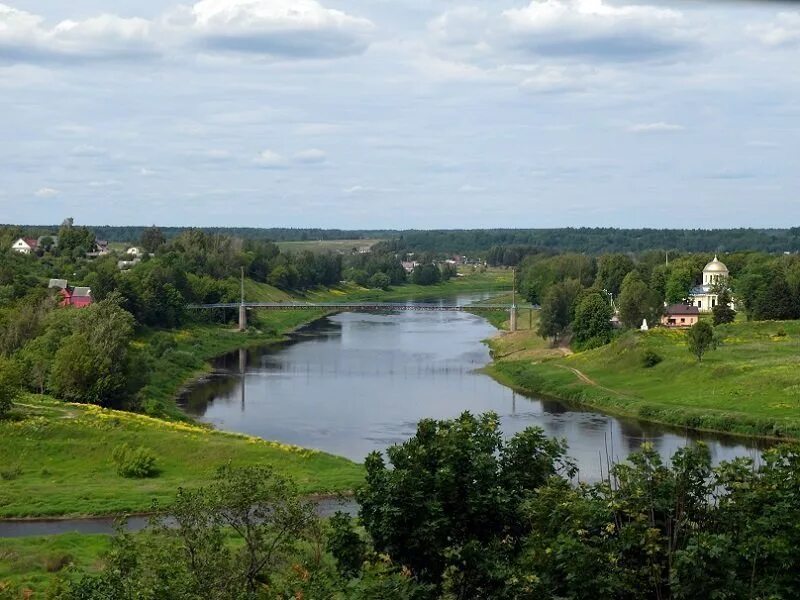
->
[689, 255, 732, 313]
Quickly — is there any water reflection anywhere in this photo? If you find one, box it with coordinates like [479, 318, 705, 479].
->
[180, 295, 765, 481]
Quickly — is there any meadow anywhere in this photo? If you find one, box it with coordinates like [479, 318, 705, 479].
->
[487, 319, 800, 440]
[0, 395, 363, 519]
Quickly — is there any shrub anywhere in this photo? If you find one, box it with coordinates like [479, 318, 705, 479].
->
[0, 466, 21, 481]
[775, 328, 787, 338]
[44, 553, 73, 573]
[148, 332, 177, 358]
[112, 443, 158, 479]
[641, 349, 663, 368]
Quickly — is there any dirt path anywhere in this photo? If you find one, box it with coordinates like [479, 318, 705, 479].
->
[556, 365, 632, 399]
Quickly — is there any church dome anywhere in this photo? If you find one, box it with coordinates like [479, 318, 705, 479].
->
[703, 255, 728, 274]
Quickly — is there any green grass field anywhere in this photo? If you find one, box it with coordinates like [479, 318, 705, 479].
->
[275, 239, 383, 254]
[0, 395, 363, 518]
[487, 320, 800, 440]
[0, 533, 110, 594]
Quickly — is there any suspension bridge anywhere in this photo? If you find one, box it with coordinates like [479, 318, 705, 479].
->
[186, 301, 528, 331]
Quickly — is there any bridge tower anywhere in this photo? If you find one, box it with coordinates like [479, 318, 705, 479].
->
[238, 267, 247, 331]
[510, 268, 518, 332]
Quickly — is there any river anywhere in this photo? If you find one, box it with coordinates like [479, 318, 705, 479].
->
[0, 293, 765, 538]
[182, 293, 764, 477]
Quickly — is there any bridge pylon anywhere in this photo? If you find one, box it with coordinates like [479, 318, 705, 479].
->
[510, 305, 517, 332]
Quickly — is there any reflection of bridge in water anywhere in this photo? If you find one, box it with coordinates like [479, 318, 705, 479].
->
[187, 301, 535, 332]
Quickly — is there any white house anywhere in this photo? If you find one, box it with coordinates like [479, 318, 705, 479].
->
[126, 246, 143, 258]
[11, 238, 38, 254]
[689, 255, 734, 313]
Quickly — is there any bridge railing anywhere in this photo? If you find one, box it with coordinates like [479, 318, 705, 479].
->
[186, 302, 533, 311]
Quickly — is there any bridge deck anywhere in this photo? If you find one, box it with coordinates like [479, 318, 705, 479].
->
[187, 302, 522, 312]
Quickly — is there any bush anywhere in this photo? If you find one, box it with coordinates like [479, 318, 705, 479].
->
[776, 328, 787, 338]
[148, 332, 177, 358]
[641, 349, 663, 368]
[112, 443, 158, 478]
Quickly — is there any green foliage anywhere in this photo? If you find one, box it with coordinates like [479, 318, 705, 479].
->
[665, 266, 696, 304]
[0, 356, 21, 418]
[536, 279, 582, 342]
[139, 225, 166, 254]
[687, 321, 717, 362]
[48, 293, 142, 405]
[368, 272, 391, 290]
[358, 411, 572, 597]
[712, 288, 736, 325]
[572, 292, 613, 347]
[641, 349, 663, 368]
[410, 263, 442, 286]
[112, 443, 158, 479]
[618, 271, 663, 328]
[327, 512, 367, 578]
[595, 253, 635, 296]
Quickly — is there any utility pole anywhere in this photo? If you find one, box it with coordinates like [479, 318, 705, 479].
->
[510, 267, 518, 332]
[238, 267, 247, 331]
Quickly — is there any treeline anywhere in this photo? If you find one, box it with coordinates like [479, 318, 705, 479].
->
[520, 250, 800, 348]
[377, 228, 800, 255]
[45, 412, 800, 600]
[6, 225, 800, 254]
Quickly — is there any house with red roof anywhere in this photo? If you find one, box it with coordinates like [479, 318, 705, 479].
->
[11, 237, 38, 254]
[661, 304, 700, 328]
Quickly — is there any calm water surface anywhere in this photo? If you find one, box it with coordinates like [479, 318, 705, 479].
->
[182, 294, 764, 480]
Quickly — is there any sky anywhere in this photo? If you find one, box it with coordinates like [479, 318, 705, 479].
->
[0, 0, 798, 229]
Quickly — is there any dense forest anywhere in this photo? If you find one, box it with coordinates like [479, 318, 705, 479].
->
[4, 225, 800, 254]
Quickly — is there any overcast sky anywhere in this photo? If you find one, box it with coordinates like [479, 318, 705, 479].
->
[1, 0, 798, 228]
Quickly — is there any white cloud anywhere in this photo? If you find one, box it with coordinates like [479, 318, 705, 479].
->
[293, 148, 327, 164]
[70, 144, 105, 157]
[253, 149, 287, 168]
[34, 187, 59, 197]
[501, 0, 690, 61]
[139, 167, 156, 176]
[295, 122, 342, 136]
[184, 0, 374, 58]
[0, 4, 156, 62]
[628, 122, 684, 134]
[748, 12, 800, 48]
[459, 184, 485, 193]
[0, 0, 373, 64]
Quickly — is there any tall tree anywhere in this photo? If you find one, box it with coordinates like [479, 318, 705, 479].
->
[595, 253, 635, 297]
[618, 271, 662, 328]
[139, 225, 167, 254]
[712, 288, 736, 325]
[536, 279, 582, 343]
[572, 292, 613, 347]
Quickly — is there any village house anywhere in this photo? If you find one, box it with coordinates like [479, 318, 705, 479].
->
[49, 279, 93, 308]
[126, 246, 143, 258]
[11, 237, 38, 254]
[661, 304, 700, 328]
[401, 260, 419, 273]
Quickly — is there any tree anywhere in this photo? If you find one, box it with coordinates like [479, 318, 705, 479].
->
[687, 321, 716, 362]
[595, 253, 635, 297]
[48, 293, 140, 405]
[756, 272, 798, 321]
[0, 356, 20, 418]
[618, 272, 662, 328]
[357, 411, 572, 599]
[572, 292, 613, 347]
[140, 225, 166, 254]
[536, 279, 582, 343]
[665, 266, 696, 304]
[368, 272, 390, 290]
[712, 288, 736, 325]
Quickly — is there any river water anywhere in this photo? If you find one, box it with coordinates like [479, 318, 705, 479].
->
[0, 293, 765, 538]
[181, 293, 764, 478]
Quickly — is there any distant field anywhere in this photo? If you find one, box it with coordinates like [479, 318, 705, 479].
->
[488, 320, 800, 440]
[276, 238, 383, 254]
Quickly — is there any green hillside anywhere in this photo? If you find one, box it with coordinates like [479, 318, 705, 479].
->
[489, 320, 800, 440]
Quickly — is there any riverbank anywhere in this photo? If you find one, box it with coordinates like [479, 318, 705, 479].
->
[0, 396, 363, 519]
[485, 317, 800, 441]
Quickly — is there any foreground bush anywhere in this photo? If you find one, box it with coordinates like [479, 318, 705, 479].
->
[112, 443, 158, 478]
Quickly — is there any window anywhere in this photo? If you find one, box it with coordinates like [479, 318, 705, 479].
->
[698, 301, 702, 308]
[680, 318, 685, 323]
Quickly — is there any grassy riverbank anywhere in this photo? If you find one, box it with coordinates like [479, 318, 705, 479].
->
[486, 317, 800, 440]
[0, 396, 363, 519]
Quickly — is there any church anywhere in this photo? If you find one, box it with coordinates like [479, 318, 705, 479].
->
[689, 255, 732, 313]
